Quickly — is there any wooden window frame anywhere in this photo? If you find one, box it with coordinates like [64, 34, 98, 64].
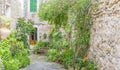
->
[30, 0, 37, 12]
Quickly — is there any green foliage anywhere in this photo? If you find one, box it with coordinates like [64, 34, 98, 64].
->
[0, 32, 30, 70]
[49, 29, 69, 49]
[72, 0, 92, 58]
[3, 59, 19, 70]
[58, 49, 74, 67]
[47, 29, 74, 67]
[0, 58, 2, 70]
[38, 0, 97, 69]
[47, 49, 58, 61]
[17, 56, 30, 68]
[0, 15, 12, 23]
[64, 24, 71, 33]
[16, 18, 35, 48]
[47, 48, 74, 68]
[38, 0, 69, 27]
[74, 58, 97, 70]
[34, 40, 49, 52]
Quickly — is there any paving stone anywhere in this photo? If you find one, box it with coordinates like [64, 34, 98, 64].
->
[20, 54, 66, 70]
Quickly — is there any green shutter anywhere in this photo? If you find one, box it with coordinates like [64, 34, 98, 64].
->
[30, 0, 37, 12]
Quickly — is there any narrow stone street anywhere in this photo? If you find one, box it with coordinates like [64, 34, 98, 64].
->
[20, 54, 66, 70]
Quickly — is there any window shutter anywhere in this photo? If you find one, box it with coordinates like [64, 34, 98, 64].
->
[30, 0, 37, 12]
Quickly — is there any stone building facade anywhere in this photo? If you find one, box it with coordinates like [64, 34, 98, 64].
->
[0, 0, 24, 29]
[0, 0, 4, 15]
[88, 0, 120, 70]
[0, 0, 53, 45]
[24, 0, 53, 43]
[1, 0, 120, 69]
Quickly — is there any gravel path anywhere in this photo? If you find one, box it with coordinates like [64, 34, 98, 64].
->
[20, 54, 66, 70]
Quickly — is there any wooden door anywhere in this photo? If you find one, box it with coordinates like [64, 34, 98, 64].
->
[29, 28, 37, 45]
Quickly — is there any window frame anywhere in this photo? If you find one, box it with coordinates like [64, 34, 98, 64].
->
[30, 0, 37, 12]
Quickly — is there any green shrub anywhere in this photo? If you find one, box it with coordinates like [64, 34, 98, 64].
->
[16, 18, 35, 48]
[0, 18, 34, 70]
[0, 58, 2, 70]
[49, 29, 69, 49]
[47, 49, 58, 61]
[38, 0, 97, 69]
[34, 40, 49, 52]
[13, 49, 30, 68]
[17, 56, 30, 68]
[58, 49, 74, 67]
[0, 32, 30, 70]
[3, 59, 19, 70]
[74, 58, 98, 70]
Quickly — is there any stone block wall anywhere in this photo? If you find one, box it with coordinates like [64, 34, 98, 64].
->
[0, 0, 4, 15]
[0, 0, 24, 30]
[38, 23, 54, 41]
[88, 0, 120, 70]
[0, 0, 6, 28]
[10, 0, 24, 30]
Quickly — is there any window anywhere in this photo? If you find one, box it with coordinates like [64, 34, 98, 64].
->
[30, 0, 37, 12]
[43, 33, 47, 39]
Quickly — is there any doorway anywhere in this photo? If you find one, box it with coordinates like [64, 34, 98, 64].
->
[29, 28, 37, 45]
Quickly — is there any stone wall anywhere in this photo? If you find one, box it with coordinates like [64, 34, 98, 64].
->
[88, 0, 120, 70]
[10, 0, 24, 30]
[0, 0, 23, 30]
[0, 0, 4, 27]
[0, 0, 4, 15]
[38, 23, 54, 41]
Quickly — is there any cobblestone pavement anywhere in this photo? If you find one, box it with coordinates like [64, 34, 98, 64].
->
[20, 54, 66, 70]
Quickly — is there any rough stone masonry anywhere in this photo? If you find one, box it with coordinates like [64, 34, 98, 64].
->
[88, 0, 120, 70]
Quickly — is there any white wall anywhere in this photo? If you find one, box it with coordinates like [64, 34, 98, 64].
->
[26, 0, 45, 23]
[10, 0, 24, 30]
